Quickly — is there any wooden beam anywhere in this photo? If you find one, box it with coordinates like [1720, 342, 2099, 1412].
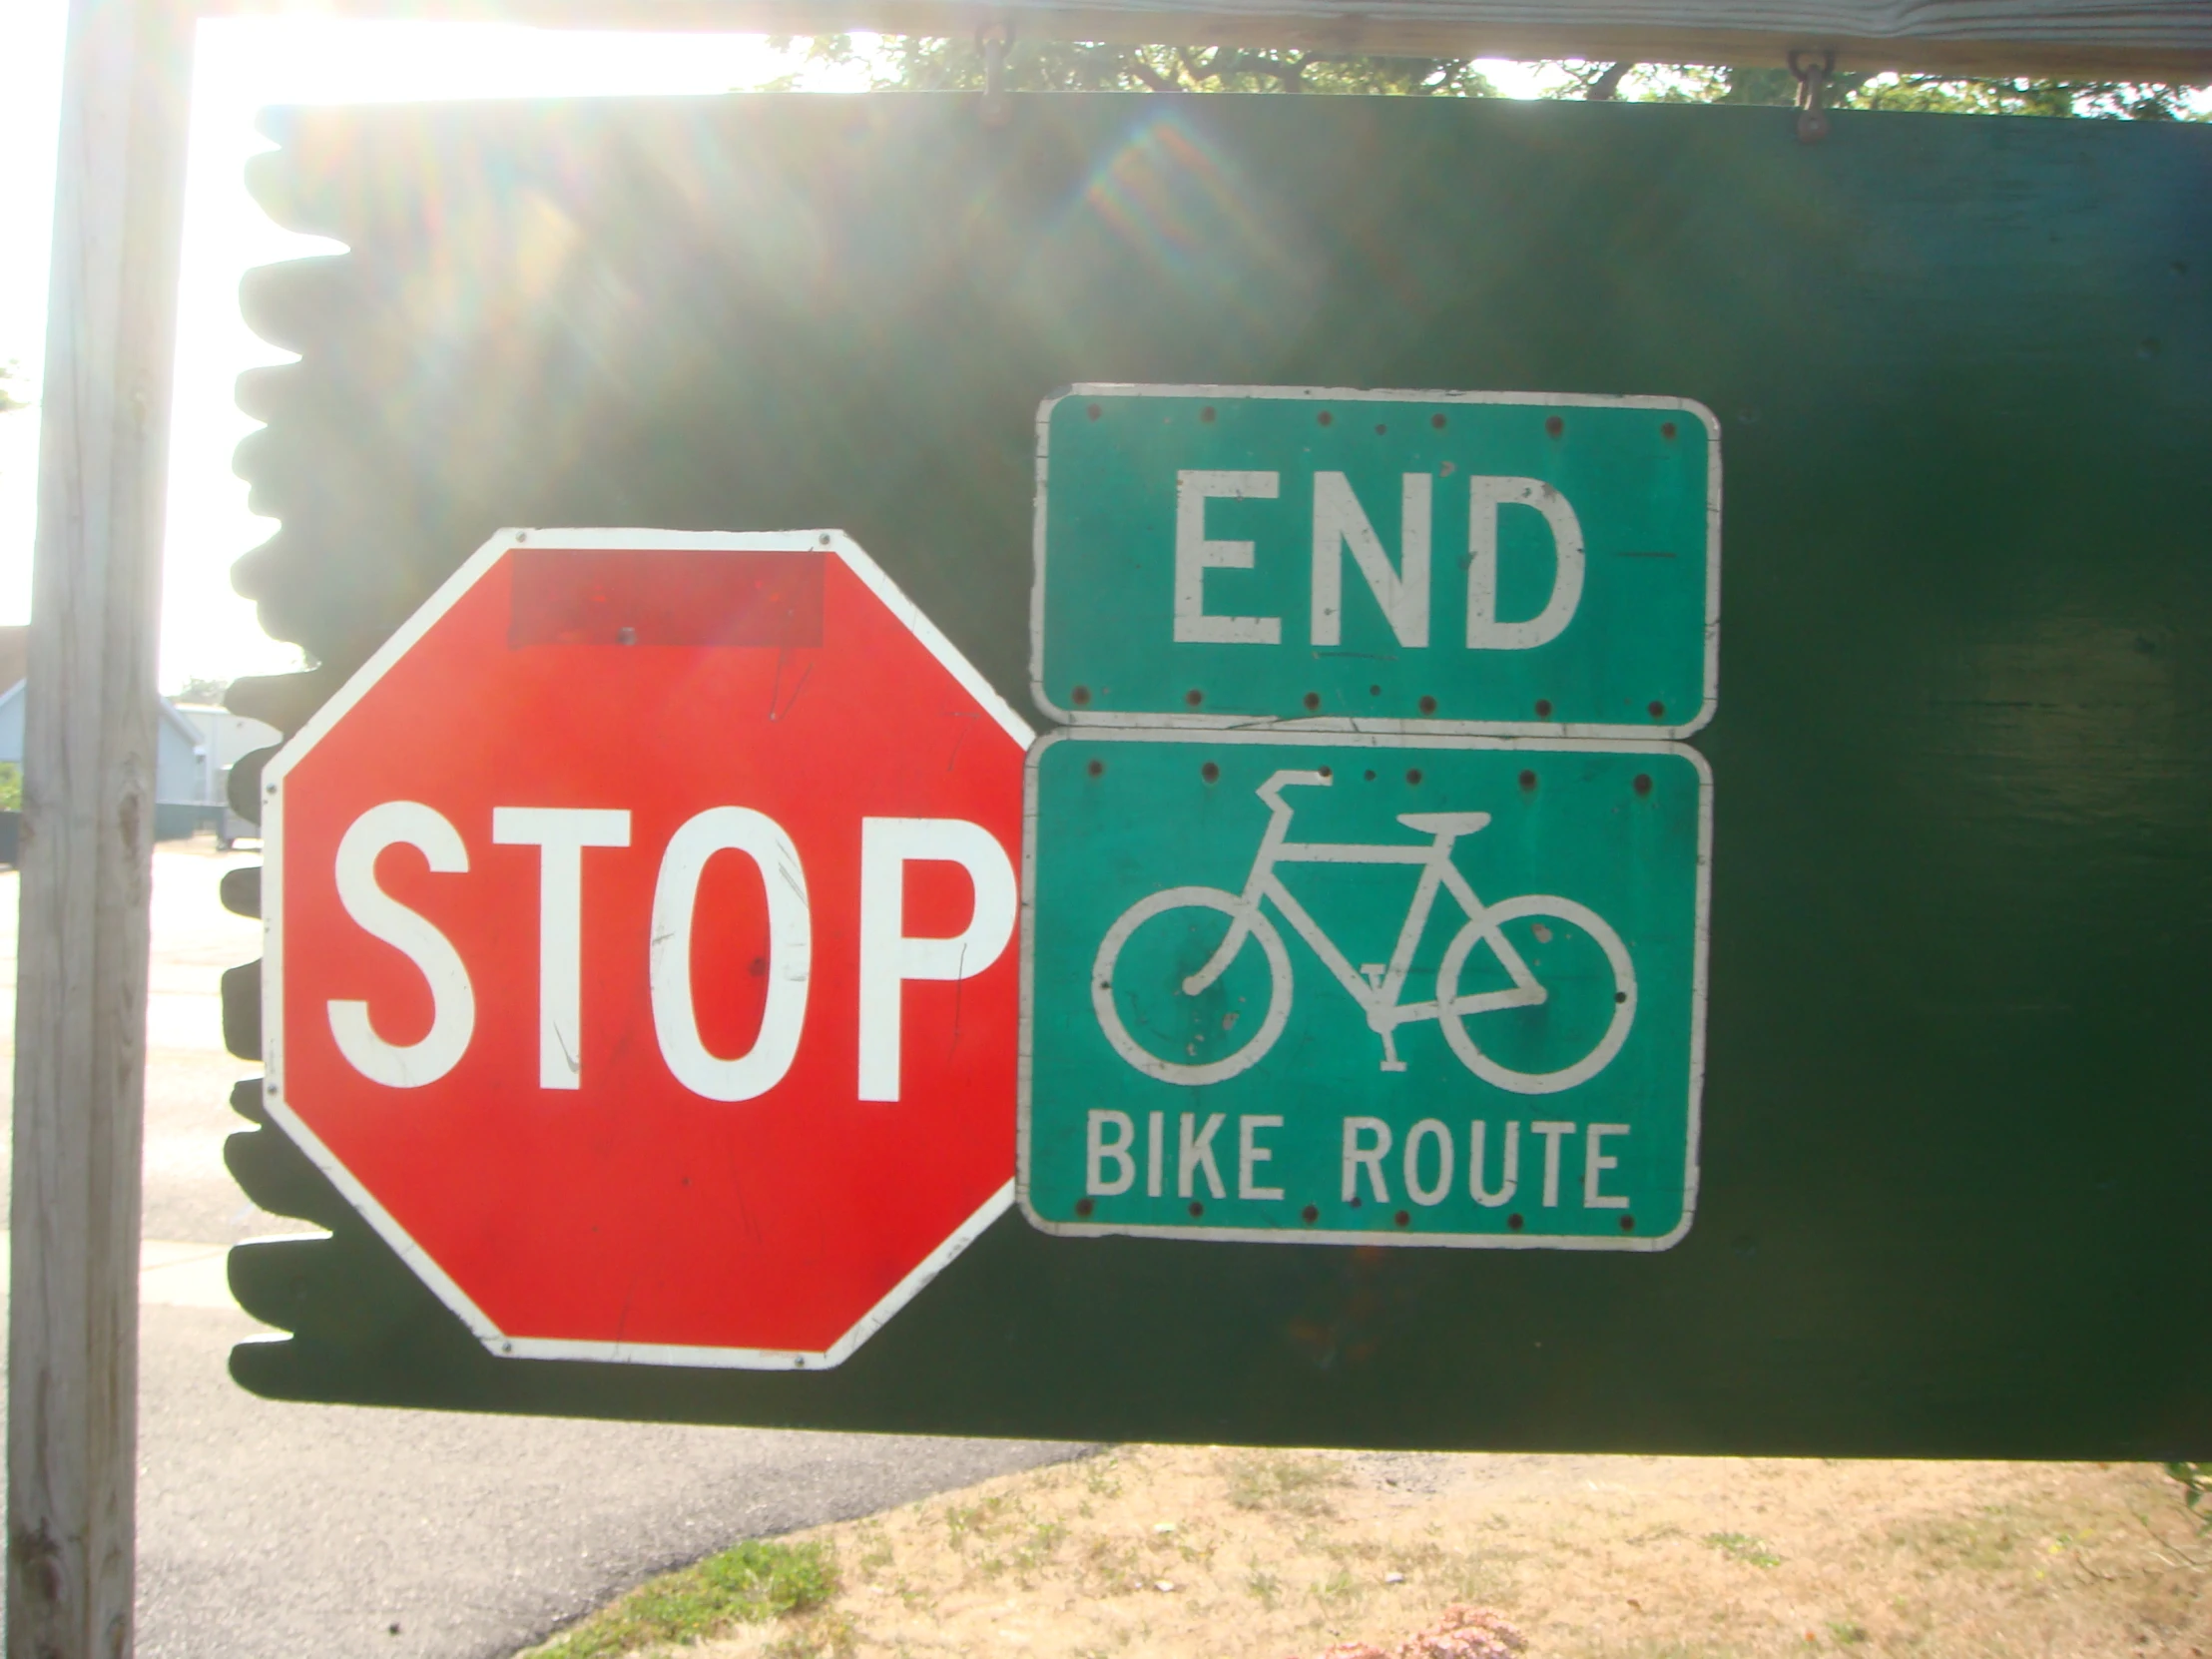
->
[5, 0, 194, 1652]
[206, 0, 2212, 80]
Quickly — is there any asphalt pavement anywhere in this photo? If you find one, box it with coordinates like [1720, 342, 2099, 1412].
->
[0, 842, 1085, 1659]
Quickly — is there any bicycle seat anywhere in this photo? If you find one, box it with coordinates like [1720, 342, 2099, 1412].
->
[1396, 812, 1491, 836]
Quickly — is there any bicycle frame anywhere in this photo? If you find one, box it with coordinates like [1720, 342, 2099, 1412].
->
[1185, 771, 1547, 1071]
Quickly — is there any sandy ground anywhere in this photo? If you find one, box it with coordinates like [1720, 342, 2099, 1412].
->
[663, 1445, 2208, 1659]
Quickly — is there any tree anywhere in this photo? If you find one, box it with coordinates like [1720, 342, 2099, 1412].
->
[172, 675, 231, 707]
[1620, 62, 2204, 117]
[1849, 76, 2198, 118]
[0, 360, 26, 415]
[769, 34, 1497, 97]
[770, 37, 2203, 119]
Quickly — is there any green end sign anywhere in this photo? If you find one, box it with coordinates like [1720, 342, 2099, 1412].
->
[1032, 386, 1719, 735]
[1020, 733, 1709, 1249]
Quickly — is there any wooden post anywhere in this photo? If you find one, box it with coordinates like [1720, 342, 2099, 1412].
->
[6, 0, 194, 1652]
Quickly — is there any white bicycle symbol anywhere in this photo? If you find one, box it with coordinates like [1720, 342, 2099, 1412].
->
[1092, 769, 1635, 1094]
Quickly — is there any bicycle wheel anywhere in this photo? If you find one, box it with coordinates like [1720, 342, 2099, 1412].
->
[1092, 886, 1293, 1085]
[1436, 894, 1635, 1094]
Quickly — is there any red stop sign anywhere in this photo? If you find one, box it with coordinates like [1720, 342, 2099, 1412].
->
[263, 530, 1030, 1368]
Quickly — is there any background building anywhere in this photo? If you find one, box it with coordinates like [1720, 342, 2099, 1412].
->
[0, 626, 279, 847]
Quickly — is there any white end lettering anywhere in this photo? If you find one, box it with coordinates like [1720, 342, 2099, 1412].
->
[1174, 470, 1281, 645]
[1312, 471, 1430, 648]
[1466, 477, 1585, 651]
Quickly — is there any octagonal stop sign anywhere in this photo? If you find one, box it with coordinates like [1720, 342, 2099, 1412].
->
[263, 529, 1031, 1368]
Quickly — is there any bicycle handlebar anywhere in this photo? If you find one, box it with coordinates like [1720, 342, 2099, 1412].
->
[1256, 770, 1333, 815]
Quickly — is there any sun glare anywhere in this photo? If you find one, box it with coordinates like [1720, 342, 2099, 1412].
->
[1, 16, 854, 689]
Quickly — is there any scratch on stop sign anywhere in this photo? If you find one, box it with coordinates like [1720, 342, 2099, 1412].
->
[948, 938, 971, 1061]
[946, 708, 985, 772]
[767, 646, 813, 722]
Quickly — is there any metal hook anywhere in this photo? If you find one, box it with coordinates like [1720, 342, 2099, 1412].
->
[1790, 48, 1836, 145]
[978, 22, 1013, 129]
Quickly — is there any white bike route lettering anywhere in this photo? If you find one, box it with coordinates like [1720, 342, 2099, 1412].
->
[1090, 770, 1635, 1092]
[1084, 1110, 1631, 1210]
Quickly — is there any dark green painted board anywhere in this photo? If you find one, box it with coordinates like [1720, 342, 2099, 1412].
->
[226, 92, 2211, 1456]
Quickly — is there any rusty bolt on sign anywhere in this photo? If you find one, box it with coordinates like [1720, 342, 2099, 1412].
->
[1792, 49, 1837, 144]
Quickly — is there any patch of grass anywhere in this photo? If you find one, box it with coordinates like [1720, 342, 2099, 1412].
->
[1078, 1534, 1146, 1594]
[944, 1493, 1028, 1551]
[2169, 1461, 2211, 1533]
[1246, 1567, 1284, 1609]
[1703, 1531, 1783, 1568]
[1223, 1451, 1348, 1517]
[972, 1512, 1069, 1583]
[1313, 1564, 1366, 1605]
[1423, 1546, 1515, 1607]
[1013, 1519, 1067, 1580]
[1891, 1513, 2018, 1572]
[1316, 1534, 1390, 1566]
[1826, 1620, 1869, 1645]
[892, 1577, 935, 1612]
[1383, 1539, 1447, 1575]
[1167, 1533, 1219, 1571]
[764, 1608, 856, 1659]
[529, 1538, 838, 1658]
[853, 1523, 893, 1579]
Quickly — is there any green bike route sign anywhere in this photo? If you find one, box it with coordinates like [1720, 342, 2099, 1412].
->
[1020, 731, 1710, 1249]
[1031, 386, 1720, 737]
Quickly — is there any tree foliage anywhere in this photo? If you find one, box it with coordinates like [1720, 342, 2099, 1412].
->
[2172, 1461, 2211, 1536]
[1623, 62, 2203, 118]
[0, 361, 26, 415]
[771, 34, 1496, 96]
[769, 37, 2203, 119]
